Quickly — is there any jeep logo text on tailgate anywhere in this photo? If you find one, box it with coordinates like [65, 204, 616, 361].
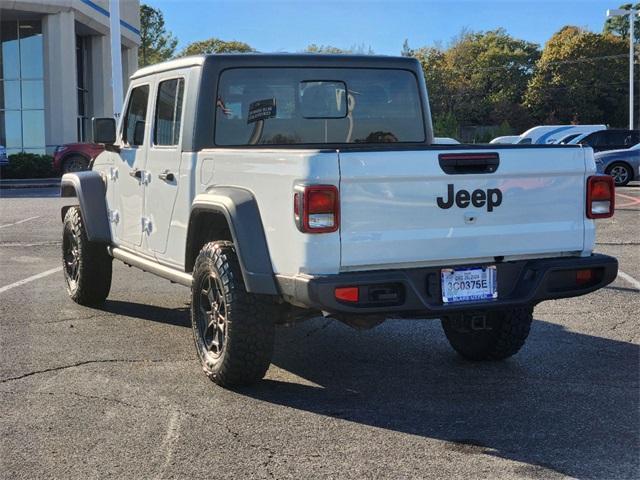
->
[437, 184, 503, 212]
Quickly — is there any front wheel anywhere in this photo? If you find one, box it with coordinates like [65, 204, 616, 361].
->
[441, 307, 533, 361]
[190, 241, 276, 387]
[62, 206, 112, 305]
[62, 155, 89, 174]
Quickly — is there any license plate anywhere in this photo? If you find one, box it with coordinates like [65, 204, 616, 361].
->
[441, 265, 497, 304]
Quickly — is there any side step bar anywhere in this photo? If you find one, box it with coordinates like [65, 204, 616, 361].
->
[110, 247, 193, 287]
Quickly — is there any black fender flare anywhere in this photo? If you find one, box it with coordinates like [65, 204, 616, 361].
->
[187, 187, 278, 295]
[60, 171, 111, 243]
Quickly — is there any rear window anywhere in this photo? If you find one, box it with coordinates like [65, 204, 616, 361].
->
[214, 68, 425, 146]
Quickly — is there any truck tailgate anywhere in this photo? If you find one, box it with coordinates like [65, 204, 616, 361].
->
[338, 147, 587, 271]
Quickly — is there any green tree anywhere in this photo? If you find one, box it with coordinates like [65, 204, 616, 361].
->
[178, 38, 254, 56]
[432, 112, 459, 138]
[524, 26, 628, 126]
[445, 29, 540, 129]
[412, 46, 452, 117]
[401, 39, 413, 57]
[139, 4, 178, 67]
[409, 29, 539, 131]
[603, 3, 640, 42]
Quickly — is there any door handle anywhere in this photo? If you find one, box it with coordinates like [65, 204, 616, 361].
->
[158, 170, 175, 182]
[129, 168, 142, 179]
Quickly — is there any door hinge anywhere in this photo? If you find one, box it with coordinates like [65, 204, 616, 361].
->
[108, 209, 120, 224]
[109, 167, 118, 181]
[142, 217, 153, 234]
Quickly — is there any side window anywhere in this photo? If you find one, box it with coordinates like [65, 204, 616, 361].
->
[122, 85, 149, 146]
[153, 78, 185, 146]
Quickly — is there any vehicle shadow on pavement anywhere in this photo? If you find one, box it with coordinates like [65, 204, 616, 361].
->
[97, 299, 190, 327]
[241, 317, 639, 479]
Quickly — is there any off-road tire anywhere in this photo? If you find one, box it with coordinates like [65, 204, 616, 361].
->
[605, 162, 633, 187]
[62, 206, 112, 305]
[191, 241, 276, 387]
[62, 155, 89, 174]
[441, 307, 533, 361]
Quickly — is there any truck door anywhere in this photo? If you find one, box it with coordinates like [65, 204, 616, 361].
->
[144, 76, 186, 260]
[112, 84, 150, 248]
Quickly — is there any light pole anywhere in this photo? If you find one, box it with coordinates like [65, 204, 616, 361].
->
[607, 8, 638, 129]
[109, 0, 124, 119]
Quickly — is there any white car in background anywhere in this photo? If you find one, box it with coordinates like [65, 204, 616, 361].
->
[517, 125, 606, 145]
[489, 135, 520, 144]
[0, 145, 8, 167]
[562, 132, 592, 145]
[556, 132, 586, 144]
[434, 137, 460, 144]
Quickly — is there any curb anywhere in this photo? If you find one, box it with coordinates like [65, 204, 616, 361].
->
[0, 178, 61, 190]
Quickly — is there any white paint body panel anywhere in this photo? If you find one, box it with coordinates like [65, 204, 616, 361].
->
[338, 147, 594, 271]
[195, 149, 341, 276]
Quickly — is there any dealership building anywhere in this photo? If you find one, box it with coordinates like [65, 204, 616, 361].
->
[1, 0, 140, 155]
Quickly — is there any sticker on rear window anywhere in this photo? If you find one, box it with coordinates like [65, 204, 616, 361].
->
[247, 98, 277, 124]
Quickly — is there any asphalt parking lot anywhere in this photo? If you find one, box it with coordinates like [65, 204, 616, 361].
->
[1, 183, 638, 480]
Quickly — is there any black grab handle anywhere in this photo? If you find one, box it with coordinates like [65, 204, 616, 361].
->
[438, 152, 500, 174]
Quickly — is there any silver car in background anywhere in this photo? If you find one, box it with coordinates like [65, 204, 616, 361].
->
[595, 143, 640, 186]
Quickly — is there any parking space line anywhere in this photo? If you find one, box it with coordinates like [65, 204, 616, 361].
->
[0, 216, 40, 229]
[618, 271, 640, 291]
[615, 193, 640, 208]
[0, 266, 62, 294]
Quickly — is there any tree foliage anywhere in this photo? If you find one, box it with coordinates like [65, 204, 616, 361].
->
[603, 2, 640, 41]
[139, 4, 178, 67]
[409, 30, 539, 131]
[178, 38, 254, 56]
[524, 26, 628, 126]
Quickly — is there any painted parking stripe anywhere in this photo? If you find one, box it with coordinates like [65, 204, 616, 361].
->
[0, 266, 62, 294]
[0, 216, 40, 229]
[615, 192, 640, 208]
[618, 271, 640, 291]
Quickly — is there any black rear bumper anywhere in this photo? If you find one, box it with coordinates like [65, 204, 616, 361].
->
[276, 254, 618, 318]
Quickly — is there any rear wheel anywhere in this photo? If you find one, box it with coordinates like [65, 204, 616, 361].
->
[62, 155, 89, 174]
[62, 206, 112, 305]
[191, 241, 276, 387]
[441, 307, 533, 361]
[606, 162, 633, 186]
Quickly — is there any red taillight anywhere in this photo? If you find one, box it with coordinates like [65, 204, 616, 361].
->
[586, 175, 615, 219]
[335, 286, 359, 303]
[294, 185, 339, 233]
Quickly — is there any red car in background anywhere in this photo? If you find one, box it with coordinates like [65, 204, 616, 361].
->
[53, 143, 105, 174]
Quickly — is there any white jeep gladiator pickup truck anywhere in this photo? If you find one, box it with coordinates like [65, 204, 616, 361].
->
[60, 54, 618, 387]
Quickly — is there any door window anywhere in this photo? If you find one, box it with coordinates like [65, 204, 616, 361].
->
[153, 78, 185, 146]
[602, 131, 629, 146]
[581, 133, 600, 147]
[122, 85, 149, 146]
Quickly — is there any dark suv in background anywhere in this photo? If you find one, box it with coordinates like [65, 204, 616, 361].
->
[577, 129, 639, 153]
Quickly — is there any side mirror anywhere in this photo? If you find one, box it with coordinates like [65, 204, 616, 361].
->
[133, 120, 145, 146]
[92, 117, 116, 144]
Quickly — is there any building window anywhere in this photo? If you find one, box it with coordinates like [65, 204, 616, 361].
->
[76, 35, 89, 142]
[0, 19, 45, 155]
